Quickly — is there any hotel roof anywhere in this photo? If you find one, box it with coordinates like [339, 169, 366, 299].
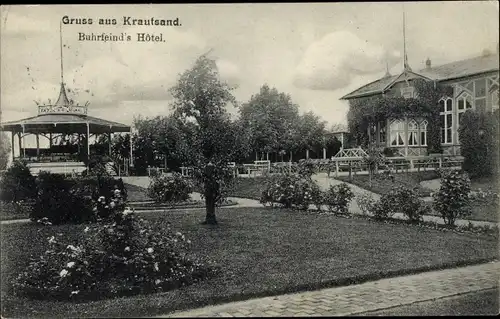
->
[341, 52, 500, 100]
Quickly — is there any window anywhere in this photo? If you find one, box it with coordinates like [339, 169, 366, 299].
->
[379, 122, 386, 144]
[408, 119, 418, 146]
[439, 98, 453, 144]
[475, 79, 486, 98]
[390, 120, 405, 146]
[420, 120, 428, 146]
[401, 86, 414, 99]
[457, 92, 473, 126]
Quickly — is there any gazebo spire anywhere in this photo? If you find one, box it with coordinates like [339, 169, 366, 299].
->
[54, 21, 70, 107]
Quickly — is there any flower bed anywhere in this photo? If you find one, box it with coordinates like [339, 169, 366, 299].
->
[12, 207, 218, 302]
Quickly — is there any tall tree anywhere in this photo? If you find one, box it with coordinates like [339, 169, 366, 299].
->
[294, 111, 328, 158]
[170, 54, 248, 225]
[240, 84, 300, 159]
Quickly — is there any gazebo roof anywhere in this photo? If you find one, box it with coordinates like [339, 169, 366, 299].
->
[1, 83, 131, 134]
[1, 113, 131, 134]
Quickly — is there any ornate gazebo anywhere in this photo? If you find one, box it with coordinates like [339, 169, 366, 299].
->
[0, 82, 133, 176]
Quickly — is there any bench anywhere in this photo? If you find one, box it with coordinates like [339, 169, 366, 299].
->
[147, 167, 167, 177]
[244, 160, 271, 177]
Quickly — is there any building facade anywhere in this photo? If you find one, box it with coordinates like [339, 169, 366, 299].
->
[341, 51, 499, 156]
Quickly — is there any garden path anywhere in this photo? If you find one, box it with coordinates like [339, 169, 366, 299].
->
[160, 261, 500, 317]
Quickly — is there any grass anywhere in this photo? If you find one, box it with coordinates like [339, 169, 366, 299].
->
[124, 182, 153, 202]
[192, 177, 267, 200]
[336, 171, 439, 197]
[1, 207, 497, 318]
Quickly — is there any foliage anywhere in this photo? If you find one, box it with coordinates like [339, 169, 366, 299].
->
[14, 208, 218, 301]
[371, 189, 400, 220]
[30, 173, 128, 225]
[31, 172, 95, 225]
[391, 186, 430, 223]
[132, 115, 193, 175]
[294, 111, 328, 154]
[362, 185, 429, 222]
[169, 54, 250, 223]
[323, 183, 354, 215]
[0, 132, 10, 170]
[432, 170, 472, 226]
[295, 160, 317, 177]
[147, 173, 193, 204]
[240, 84, 301, 156]
[355, 192, 377, 216]
[259, 172, 321, 210]
[0, 160, 37, 202]
[458, 109, 500, 178]
[347, 79, 452, 152]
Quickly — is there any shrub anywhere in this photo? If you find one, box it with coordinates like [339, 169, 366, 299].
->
[30, 173, 128, 224]
[432, 170, 472, 227]
[14, 208, 218, 301]
[356, 192, 377, 216]
[458, 110, 500, 178]
[296, 160, 316, 178]
[391, 186, 430, 223]
[31, 172, 96, 225]
[147, 173, 193, 203]
[370, 186, 429, 222]
[259, 172, 320, 210]
[0, 160, 36, 202]
[323, 183, 354, 215]
[371, 190, 400, 221]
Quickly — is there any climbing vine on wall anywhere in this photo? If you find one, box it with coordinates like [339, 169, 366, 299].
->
[347, 79, 453, 153]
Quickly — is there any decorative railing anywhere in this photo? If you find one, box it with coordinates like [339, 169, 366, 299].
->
[38, 104, 88, 115]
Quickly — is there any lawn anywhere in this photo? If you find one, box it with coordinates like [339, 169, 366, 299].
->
[336, 171, 440, 197]
[125, 182, 153, 202]
[192, 177, 267, 200]
[1, 207, 497, 318]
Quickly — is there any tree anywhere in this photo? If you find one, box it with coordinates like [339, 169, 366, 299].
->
[170, 54, 248, 225]
[458, 109, 500, 178]
[0, 133, 11, 170]
[240, 84, 300, 160]
[294, 111, 327, 158]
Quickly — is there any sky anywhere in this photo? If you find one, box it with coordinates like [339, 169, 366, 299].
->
[1, 2, 499, 133]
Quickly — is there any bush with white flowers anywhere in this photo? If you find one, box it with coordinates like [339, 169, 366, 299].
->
[259, 172, 322, 211]
[14, 206, 218, 301]
[147, 173, 193, 204]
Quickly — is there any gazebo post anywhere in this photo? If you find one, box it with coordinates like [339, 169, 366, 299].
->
[11, 131, 15, 161]
[36, 134, 40, 158]
[86, 122, 90, 168]
[17, 133, 21, 160]
[22, 125, 26, 158]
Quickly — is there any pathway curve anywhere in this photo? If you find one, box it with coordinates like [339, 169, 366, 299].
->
[160, 261, 499, 317]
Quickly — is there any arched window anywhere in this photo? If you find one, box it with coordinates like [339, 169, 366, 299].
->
[408, 119, 418, 146]
[420, 120, 428, 146]
[457, 92, 473, 125]
[439, 98, 453, 144]
[390, 119, 405, 146]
